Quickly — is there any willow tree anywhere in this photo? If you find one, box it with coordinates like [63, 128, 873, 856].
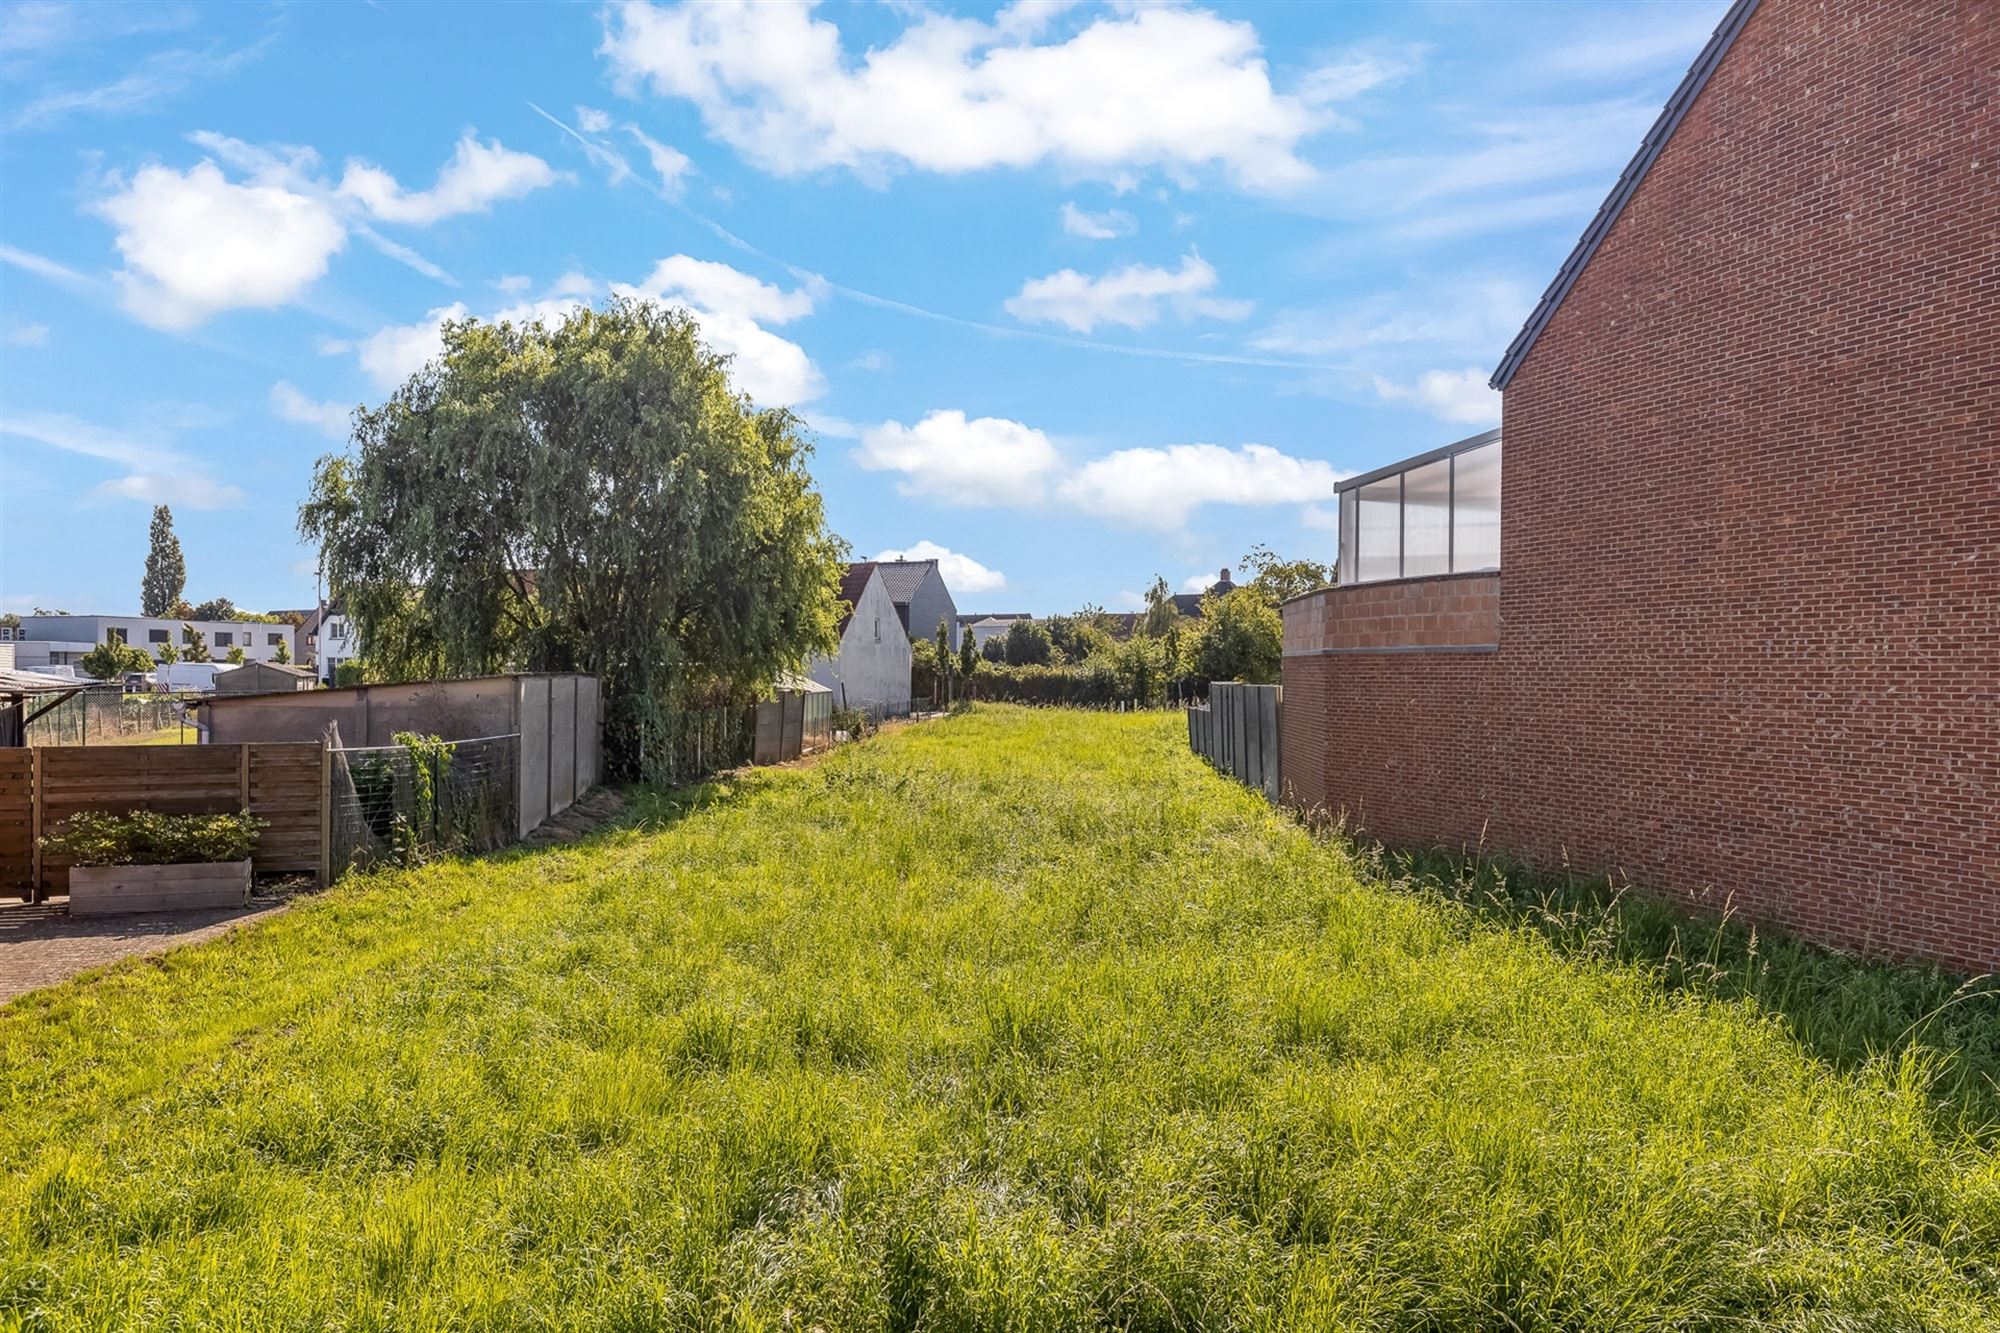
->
[299, 300, 847, 779]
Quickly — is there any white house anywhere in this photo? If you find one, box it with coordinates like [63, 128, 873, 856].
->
[12, 613, 301, 673]
[961, 613, 1031, 652]
[807, 562, 912, 719]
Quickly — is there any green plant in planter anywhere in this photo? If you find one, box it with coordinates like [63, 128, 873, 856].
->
[39, 810, 265, 867]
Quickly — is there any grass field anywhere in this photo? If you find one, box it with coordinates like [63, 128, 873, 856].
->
[2, 707, 1996, 1328]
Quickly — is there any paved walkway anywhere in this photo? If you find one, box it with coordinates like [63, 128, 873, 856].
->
[0, 896, 292, 1006]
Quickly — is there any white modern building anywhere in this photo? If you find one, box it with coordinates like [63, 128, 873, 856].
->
[299, 604, 359, 684]
[12, 614, 301, 673]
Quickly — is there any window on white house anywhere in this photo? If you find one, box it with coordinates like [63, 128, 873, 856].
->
[215, 631, 234, 647]
[148, 629, 169, 644]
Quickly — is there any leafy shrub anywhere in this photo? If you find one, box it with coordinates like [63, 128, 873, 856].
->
[39, 809, 265, 867]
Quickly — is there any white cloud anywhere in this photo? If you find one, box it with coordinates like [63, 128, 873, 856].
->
[600, 1, 1332, 189]
[94, 159, 347, 329]
[1058, 442, 1345, 530]
[1111, 589, 1145, 612]
[5, 31, 270, 132]
[1005, 253, 1249, 334]
[353, 257, 822, 407]
[1300, 503, 1340, 533]
[0, 242, 93, 289]
[627, 125, 692, 190]
[338, 134, 560, 226]
[1535, 7, 1723, 80]
[1371, 368, 1501, 426]
[269, 381, 351, 439]
[1060, 201, 1135, 240]
[90, 473, 247, 509]
[872, 540, 1006, 594]
[620, 254, 813, 325]
[1182, 571, 1221, 594]
[854, 410, 1061, 507]
[0, 409, 245, 509]
[576, 105, 614, 133]
[2, 321, 50, 346]
[356, 302, 467, 391]
[87, 130, 553, 330]
[616, 255, 821, 405]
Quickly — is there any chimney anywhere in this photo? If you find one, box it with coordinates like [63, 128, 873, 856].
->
[1216, 567, 1233, 591]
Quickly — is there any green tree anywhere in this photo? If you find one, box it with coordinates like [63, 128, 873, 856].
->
[154, 641, 180, 666]
[1141, 575, 1180, 638]
[80, 641, 153, 680]
[225, 645, 246, 665]
[0, 613, 19, 633]
[958, 626, 978, 677]
[190, 597, 238, 622]
[181, 625, 211, 663]
[299, 299, 846, 780]
[1189, 587, 1281, 686]
[981, 636, 1006, 664]
[272, 637, 292, 665]
[1003, 619, 1054, 666]
[1241, 543, 1333, 604]
[934, 619, 953, 701]
[141, 505, 186, 617]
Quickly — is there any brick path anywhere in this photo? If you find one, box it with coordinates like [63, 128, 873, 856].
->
[0, 897, 292, 1007]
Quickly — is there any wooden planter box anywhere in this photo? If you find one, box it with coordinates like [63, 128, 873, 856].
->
[67, 860, 252, 916]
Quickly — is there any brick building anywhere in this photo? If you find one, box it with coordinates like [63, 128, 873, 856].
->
[1281, 0, 1998, 970]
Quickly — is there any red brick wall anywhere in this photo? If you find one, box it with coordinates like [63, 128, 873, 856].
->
[1284, 574, 1499, 655]
[1282, 0, 2000, 972]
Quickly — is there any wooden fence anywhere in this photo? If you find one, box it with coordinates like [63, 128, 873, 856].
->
[0, 743, 323, 901]
[1187, 682, 1281, 801]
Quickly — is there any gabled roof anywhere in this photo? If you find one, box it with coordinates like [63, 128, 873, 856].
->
[873, 559, 937, 606]
[1490, 0, 1761, 391]
[835, 561, 878, 637]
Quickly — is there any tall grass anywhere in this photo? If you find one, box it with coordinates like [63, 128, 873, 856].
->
[2, 706, 1995, 1328]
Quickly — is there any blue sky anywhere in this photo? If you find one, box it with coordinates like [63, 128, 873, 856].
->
[0, 0, 1727, 618]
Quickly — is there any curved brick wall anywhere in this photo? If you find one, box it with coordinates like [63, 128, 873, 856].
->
[1281, 0, 1999, 971]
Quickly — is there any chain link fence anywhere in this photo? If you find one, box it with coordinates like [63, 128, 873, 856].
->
[326, 733, 520, 878]
[25, 689, 195, 745]
[636, 705, 753, 787]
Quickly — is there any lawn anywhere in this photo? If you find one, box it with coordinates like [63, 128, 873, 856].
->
[2, 707, 1995, 1329]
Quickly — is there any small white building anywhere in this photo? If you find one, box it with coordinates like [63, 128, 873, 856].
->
[962, 614, 1031, 652]
[13, 613, 301, 673]
[807, 562, 912, 719]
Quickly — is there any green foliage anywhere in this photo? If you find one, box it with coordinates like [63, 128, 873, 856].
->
[1140, 574, 1180, 638]
[80, 641, 153, 681]
[1186, 585, 1282, 685]
[1241, 541, 1333, 603]
[224, 645, 246, 665]
[1043, 611, 1111, 664]
[141, 505, 185, 618]
[0, 613, 19, 631]
[299, 299, 846, 781]
[1002, 618, 1054, 666]
[957, 625, 978, 677]
[272, 638, 292, 664]
[189, 597, 238, 622]
[980, 634, 1006, 663]
[179, 624, 211, 663]
[38, 808, 263, 866]
[0, 710, 1992, 1327]
[153, 641, 180, 666]
[333, 660, 368, 688]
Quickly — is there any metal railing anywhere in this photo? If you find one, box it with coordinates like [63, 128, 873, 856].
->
[25, 689, 193, 745]
[326, 733, 519, 878]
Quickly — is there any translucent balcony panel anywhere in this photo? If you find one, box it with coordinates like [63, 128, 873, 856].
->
[1451, 442, 1502, 571]
[1402, 458, 1451, 578]
[1338, 489, 1358, 584]
[1355, 477, 1402, 583]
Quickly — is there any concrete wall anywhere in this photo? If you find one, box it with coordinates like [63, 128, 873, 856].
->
[1280, 0, 2000, 972]
[204, 676, 519, 746]
[808, 574, 912, 718]
[903, 566, 960, 650]
[513, 674, 601, 837]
